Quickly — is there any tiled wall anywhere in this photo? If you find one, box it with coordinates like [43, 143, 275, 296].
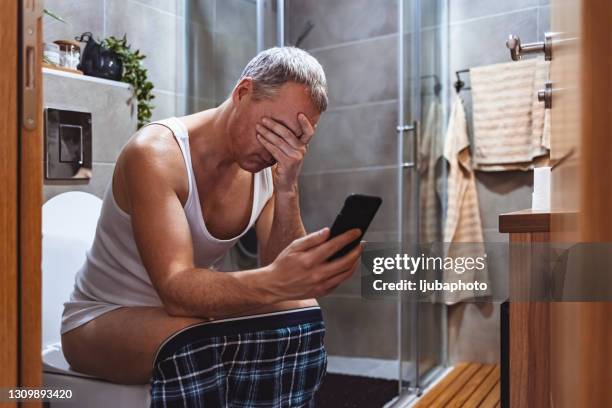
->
[184, 0, 261, 113]
[287, 0, 401, 360]
[446, 0, 550, 365]
[104, 0, 186, 120]
[42, 0, 260, 200]
[44, 0, 185, 121]
[43, 70, 138, 201]
[43, 0, 184, 200]
[44, 0, 260, 122]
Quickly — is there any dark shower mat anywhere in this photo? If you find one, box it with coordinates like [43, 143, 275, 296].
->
[314, 373, 398, 407]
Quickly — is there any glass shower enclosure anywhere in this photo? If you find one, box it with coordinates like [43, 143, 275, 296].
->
[182, 0, 449, 404]
[397, 0, 448, 401]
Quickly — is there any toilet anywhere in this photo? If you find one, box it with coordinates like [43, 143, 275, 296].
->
[42, 192, 150, 407]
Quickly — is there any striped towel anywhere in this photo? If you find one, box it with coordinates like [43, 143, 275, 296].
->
[471, 58, 550, 171]
[442, 95, 489, 304]
[443, 95, 483, 244]
[419, 99, 444, 244]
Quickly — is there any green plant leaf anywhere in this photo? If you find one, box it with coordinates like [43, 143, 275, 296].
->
[43, 8, 67, 24]
[102, 35, 155, 128]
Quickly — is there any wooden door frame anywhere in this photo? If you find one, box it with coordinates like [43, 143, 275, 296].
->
[0, 1, 20, 403]
[19, 0, 43, 399]
[0, 1, 43, 406]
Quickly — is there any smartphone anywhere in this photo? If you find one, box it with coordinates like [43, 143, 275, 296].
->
[327, 194, 382, 261]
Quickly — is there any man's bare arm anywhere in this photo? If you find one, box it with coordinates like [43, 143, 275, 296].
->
[122, 137, 362, 319]
[256, 190, 306, 266]
[255, 114, 317, 265]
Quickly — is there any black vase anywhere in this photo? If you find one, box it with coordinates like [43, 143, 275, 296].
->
[76, 32, 123, 81]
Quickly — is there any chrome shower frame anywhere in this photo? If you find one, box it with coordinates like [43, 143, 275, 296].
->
[395, 0, 449, 403]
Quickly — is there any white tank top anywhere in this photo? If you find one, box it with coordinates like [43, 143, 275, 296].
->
[61, 117, 274, 334]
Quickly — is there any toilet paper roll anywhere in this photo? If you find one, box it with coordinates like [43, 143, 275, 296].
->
[532, 166, 551, 211]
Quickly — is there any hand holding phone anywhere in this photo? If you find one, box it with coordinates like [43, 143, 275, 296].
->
[262, 194, 381, 302]
[328, 194, 382, 261]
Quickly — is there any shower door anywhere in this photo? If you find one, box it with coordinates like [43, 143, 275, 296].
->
[397, 0, 448, 397]
[184, 0, 279, 116]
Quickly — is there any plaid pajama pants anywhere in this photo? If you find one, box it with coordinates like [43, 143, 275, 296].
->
[150, 307, 327, 408]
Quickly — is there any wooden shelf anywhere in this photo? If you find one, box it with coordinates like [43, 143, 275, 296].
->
[499, 209, 551, 234]
[42, 63, 83, 75]
[42, 67, 131, 90]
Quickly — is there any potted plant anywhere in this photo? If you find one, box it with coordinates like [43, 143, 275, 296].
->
[103, 35, 155, 128]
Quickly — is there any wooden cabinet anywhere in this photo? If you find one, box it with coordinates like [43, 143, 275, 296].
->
[499, 210, 551, 408]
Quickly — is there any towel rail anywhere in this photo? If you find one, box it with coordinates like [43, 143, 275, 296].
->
[454, 69, 471, 93]
[506, 33, 553, 61]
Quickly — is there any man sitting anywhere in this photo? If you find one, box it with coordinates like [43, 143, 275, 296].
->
[61, 47, 363, 407]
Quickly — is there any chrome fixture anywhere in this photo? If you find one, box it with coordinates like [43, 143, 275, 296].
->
[397, 121, 420, 170]
[454, 69, 471, 93]
[506, 32, 553, 61]
[294, 20, 314, 48]
[276, 0, 284, 47]
[538, 81, 553, 109]
[256, 0, 264, 52]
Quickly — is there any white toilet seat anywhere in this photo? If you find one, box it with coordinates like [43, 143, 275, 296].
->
[43, 371, 151, 408]
[43, 343, 151, 408]
[41, 193, 150, 407]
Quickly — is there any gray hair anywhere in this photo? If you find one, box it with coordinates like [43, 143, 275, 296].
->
[238, 47, 328, 112]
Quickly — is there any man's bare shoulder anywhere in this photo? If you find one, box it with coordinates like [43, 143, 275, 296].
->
[122, 125, 182, 166]
[116, 124, 188, 200]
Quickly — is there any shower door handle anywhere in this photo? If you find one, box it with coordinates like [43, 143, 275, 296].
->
[397, 120, 420, 170]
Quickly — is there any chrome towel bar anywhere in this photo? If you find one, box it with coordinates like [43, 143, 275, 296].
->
[506, 32, 553, 61]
